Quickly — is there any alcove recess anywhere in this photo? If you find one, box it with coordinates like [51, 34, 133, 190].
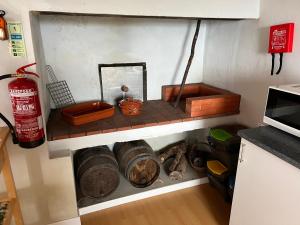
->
[30, 11, 242, 215]
[32, 13, 239, 151]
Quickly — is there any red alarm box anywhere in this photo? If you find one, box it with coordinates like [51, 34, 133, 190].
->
[269, 23, 294, 53]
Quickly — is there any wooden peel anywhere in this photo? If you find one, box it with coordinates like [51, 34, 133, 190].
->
[159, 142, 188, 180]
[174, 19, 201, 108]
[169, 156, 188, 181]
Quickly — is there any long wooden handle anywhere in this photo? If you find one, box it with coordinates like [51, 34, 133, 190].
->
[174, 19, 201, 108]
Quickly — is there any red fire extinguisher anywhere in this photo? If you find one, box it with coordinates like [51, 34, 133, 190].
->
[0, 63, 45, 149]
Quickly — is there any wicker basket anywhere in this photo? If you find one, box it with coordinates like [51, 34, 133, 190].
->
[119, 98, 142, 116]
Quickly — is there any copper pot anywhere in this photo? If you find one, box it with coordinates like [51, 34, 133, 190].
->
[119, 98, 142, 116]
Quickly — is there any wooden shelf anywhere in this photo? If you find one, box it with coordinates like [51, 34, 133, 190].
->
[0, 129, 9, 155]
[47, 100, 239, 153]
[0, 127, 24, 225]
[47, 100, 239, 141]
[77, 161, 208, 215]
[0, 128, 8, 174]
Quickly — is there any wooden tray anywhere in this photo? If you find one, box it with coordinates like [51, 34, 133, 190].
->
[162, 83, 241, 117]
[61, 101, 115, 126]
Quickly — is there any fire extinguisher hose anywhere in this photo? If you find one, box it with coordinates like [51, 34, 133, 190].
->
[0, 73, 18, 144]
[0, 74, 13, 80]
[276, 53, 283, 75]
[0, 113, 18, 144]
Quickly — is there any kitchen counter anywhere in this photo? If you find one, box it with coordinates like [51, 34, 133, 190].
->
[238, 126, 300, 170]
[232, 126, 300, 225]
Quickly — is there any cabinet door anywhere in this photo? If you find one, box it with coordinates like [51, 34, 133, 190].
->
[230, 139, 300, 225]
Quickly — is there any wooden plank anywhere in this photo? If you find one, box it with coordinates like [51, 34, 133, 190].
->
[80, 121, 102, 136]
[156, 101, 183, 123]
[191, 111, 240, 121]
[162, 83, 239, 102]
[189, 99, 241, 110]
[128, 113, 157, 129]
[46, 114, 54, 141]
[68, 124, 89, 138]
[96, 117, 118, 134]
[49, 217, 81, 225]
[190, 101, 241, 112]
[187, 95, 241, 117]
[126, 102, 159, 128]
[0, 148, 4, 174]
[80, 184, 231, 225]
[112, 109, 132, 131]
[47, 98, 240, 141]
[162, 83, 241, 118]
[162, 83, 201, 102]
[167, 101, 192, 122]
[190, 108, 240, 118]
[48, 110, 71, 140]
[2, 145, 24, 225]
[191, 109, 240, 118]
[198, 83, 233, 95]
[0, 198, 14, 225]
[140, 101, 172, 125]
[0, 128, 9, 153]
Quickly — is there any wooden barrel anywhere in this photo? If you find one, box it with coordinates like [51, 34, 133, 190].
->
[113, 140, 160, 188]
[74, 146, 120, 198]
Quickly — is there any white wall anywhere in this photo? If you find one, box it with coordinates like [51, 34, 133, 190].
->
[0, 10, 28, 127]
[0, 0, 260, 224]
[39, 15, 206, 103]
[203, 0, 300, 127]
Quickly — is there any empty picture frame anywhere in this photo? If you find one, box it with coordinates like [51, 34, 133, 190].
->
[98, 63, 147, 105]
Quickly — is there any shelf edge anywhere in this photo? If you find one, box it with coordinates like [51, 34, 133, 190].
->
[48, 115, 238, 154]
[78, 177, 208, 216]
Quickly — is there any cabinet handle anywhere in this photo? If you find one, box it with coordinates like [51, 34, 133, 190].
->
[239, 143, 246, 163]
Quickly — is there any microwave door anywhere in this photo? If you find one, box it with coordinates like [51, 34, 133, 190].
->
[265, 88, 300, 130]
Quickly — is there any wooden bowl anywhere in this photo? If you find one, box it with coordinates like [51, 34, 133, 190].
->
[61, 101, 115, 126]
[119, 98, 142, 116]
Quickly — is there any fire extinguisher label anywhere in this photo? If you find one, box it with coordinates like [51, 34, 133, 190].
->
[271, 29, 287, 50]
[269, 23, 294, 53]
[7, 22, 27, 57]
[9, 81, 45, 143]
[9, 89, 37, 97]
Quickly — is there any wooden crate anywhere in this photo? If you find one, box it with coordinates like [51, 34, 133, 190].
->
[162, 83, 241, 117]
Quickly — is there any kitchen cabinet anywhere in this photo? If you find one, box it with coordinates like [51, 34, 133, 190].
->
[230, 139, 300, 225]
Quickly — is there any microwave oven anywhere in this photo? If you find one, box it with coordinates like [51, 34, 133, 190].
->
[264, 84, 300, 137]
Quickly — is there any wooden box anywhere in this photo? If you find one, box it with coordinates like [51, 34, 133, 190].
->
[162, 83, 241, 117]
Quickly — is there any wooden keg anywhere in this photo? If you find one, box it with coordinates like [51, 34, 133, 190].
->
[74, 146, 120, 198]
[113, 140, 160, 188]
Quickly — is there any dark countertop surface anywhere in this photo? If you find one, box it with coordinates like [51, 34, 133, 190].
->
[238, 126, 300, 170]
